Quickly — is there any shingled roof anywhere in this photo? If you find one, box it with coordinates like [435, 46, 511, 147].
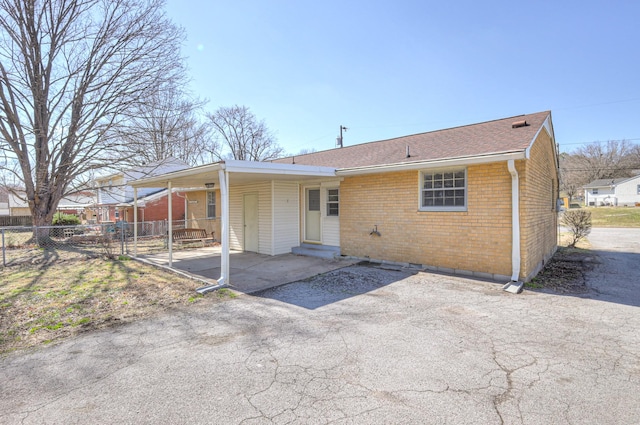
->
[583, 178, 632, 188]
[273, 111, 551, 169]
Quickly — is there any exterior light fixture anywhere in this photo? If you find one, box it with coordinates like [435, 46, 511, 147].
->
[205, 182, 215, 189]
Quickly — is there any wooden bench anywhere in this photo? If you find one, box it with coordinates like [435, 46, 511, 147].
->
[172, 228, 215, 247]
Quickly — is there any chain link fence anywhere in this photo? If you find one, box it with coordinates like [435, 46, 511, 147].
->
[1, 218, 219, 267]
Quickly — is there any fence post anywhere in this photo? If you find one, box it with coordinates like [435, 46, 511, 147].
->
[120, 223, 124, 256]
[2, 229, 5, 267]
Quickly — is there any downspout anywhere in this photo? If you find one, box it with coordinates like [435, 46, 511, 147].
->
[503, 160, 523, 293]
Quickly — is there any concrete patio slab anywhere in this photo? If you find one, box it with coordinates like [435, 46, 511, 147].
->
[137, 247, 357, 293]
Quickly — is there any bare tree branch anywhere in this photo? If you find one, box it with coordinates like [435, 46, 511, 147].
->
[0, 0, 185, 229]
[114, 80, 214, 167]
[559, 140, 639, 203]
[207, 105, 284, 161]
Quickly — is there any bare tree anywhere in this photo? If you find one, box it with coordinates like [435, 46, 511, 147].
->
[207, 105, 284, 161]
[0, 0, 184, 234]
[559, 153, 583, 204]
[559, 140, 639, 203]
[116, 80, 213, 167]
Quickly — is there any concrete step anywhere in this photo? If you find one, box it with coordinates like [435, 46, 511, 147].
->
[291, 243, 340, 259]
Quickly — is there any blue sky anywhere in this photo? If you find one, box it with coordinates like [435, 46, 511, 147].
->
[165, 0, 640, 155]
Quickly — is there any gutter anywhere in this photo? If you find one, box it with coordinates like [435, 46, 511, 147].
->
[503, 159, 524, 294]
[336, 151, 526, 176]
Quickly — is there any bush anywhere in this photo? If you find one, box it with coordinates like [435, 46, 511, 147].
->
[52, 213, 81, 226]
[560, 209, 592, 248]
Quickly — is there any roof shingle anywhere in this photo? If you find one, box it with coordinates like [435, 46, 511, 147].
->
[273, 111, 551, 169]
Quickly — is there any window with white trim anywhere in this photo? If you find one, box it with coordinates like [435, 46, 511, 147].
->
[207, 191, 216, 218]
[326, 188, 339, 216]
[592, 188, 599, 195]
[420, 169, 467, 211]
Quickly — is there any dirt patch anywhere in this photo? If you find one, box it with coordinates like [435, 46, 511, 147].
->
[526, 248, 597, 294]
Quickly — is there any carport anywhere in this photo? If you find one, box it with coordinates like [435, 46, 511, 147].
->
[129, 160, 339, 293]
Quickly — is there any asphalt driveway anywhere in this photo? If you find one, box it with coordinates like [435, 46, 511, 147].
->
[1, 229, 639, 424]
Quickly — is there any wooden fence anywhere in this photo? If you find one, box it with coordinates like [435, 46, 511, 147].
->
[0, 216, 33, 227]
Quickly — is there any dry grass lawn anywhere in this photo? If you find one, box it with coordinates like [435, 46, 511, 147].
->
[0, 257, 234, 355]
[585, 206, 640, 227]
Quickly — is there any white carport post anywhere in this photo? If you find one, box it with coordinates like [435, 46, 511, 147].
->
[133, 188, 138, 256]
[168, 180, 173, 268]
[195, 167, 229, 294]
[218, 169, 230, 285]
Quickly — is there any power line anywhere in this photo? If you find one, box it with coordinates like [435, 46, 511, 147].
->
[559, 138, 640, 147]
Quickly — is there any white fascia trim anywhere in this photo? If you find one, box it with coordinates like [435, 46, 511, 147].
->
[131, 162, 225, 187]
[525, 115, 554, 160]
[336, 151, 526, 176]
[224, 159, 336, 177]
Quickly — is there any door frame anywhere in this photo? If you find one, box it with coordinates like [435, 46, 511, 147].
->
[243, 193, 259, 252]
[303, 186, 322, 244]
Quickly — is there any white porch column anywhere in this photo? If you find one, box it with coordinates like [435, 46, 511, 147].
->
[218, 169, 230, 285]
[168, 181, 173, 268]
[133, 188, 138, 256]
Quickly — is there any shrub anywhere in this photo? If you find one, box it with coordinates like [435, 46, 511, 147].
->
[52, 213, 80, 226]
[560, 209, 592, 248]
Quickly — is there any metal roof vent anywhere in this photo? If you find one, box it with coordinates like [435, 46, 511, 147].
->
[512, 120, 529, 128]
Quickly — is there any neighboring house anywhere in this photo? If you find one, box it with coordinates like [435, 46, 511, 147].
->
[57, 191, 97, 220]
[583, 176, 640, 207]
[132, 111, 559, 285]
[93, 157, 189, 222]
[7, 192, 31, 216]
[0, 187, 9, 216]
[118, 189, 188, 224]
[6, 190, 96, 218]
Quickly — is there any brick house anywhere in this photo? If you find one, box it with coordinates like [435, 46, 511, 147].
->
[131, 111, 559, 286]
[93, 157, 188, 223]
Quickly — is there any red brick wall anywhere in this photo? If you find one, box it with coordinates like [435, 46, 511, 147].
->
[123, 192, 186, 222]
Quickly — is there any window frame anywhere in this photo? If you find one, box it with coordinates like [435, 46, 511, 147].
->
[206, 190, 216, 219]
[592, 188, 599, 195]
[326, 188, 339, 217]
[419, 168, 467, 212]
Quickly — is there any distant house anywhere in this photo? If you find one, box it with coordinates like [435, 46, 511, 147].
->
[584, 176, 640, 206]
[93, 157, 189, 223]
[0, 187, 9, 216]
[7, 192, 31, 217]
[132, 111, 559, 285]
[5, 190, 96, 218]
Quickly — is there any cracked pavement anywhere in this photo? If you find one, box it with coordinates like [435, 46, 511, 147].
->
[1, 228, 639, 424]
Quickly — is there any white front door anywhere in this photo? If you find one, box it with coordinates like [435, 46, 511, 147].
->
[305, 188, 321, 242]
[244, 193, 259, 252]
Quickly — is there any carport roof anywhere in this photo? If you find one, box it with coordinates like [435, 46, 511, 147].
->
[130, 159, 337, 188]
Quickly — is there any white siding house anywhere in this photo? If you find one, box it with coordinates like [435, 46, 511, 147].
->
[584, 176, 640, 206]
[228, 178, 341, 255]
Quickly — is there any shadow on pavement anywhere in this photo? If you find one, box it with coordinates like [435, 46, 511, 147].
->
[252, 263, 417, 310]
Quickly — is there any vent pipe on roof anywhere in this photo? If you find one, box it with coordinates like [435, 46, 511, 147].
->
[512, 120, 529, 128]
[406, 145, 411, 158]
